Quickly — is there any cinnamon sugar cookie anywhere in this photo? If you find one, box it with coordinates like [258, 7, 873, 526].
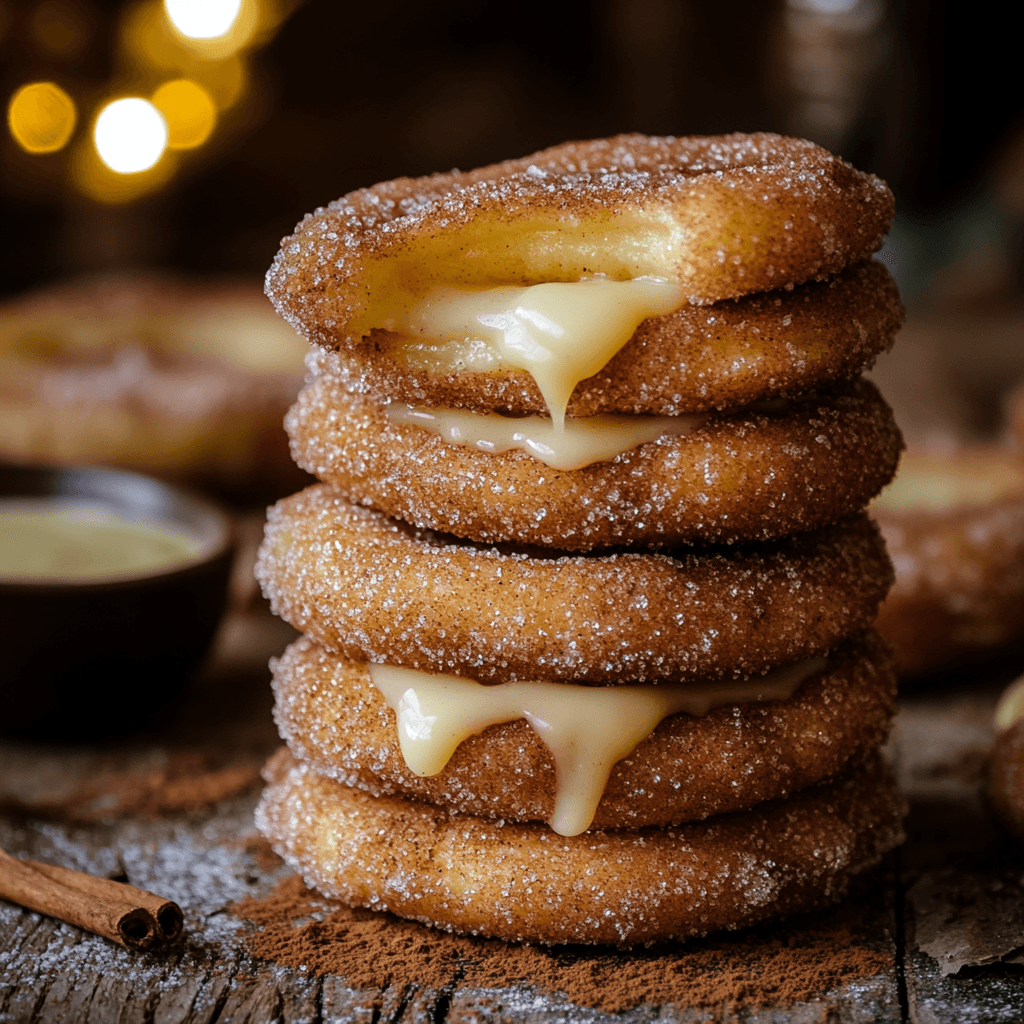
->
[287, 377, 901, 551]
[325, 259, 903, 418]
[873, 447, 1024, 677]
[266, 133, 894, 355]
[256, 751, 904, 946]
[272, 630, 896, 831]
[0, 274, 309, 498]
[255, 489, 892, 685]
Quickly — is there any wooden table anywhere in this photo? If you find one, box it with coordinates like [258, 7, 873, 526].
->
[2, 607, 1022, 1023]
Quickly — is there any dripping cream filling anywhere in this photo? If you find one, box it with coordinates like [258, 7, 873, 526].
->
[385, 276, 686, 429]
[369, 657, 828, 837]
[385, 404, 709, 471]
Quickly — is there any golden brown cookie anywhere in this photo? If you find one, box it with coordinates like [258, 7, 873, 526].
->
[989, 676, 1024, 839]
[331, 260, 903, 417]
[272, 630, 896, 830]
[256, 490, 893, 685]
[266, 133, 895, 354]
[0, 274, 309, 498]
[872, 447, 1024, 677]
[256, 751, 904, 946]
[287, 377, 901, 551]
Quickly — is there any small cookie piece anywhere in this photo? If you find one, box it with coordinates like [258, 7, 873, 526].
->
[287, 377, 902, 551]
[335, 260, 903, 417]
[272, 630, 896, 830]
[256, 489, 893, 685]
[256, 752, 905, 946]
[267, 133, 895, 353]
[873, 447, 1024, 677]
[989, 676, 1024, 839]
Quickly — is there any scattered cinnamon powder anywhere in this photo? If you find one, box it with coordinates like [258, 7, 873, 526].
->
[0, 748, 263, 822]
[235, 835, 286, 874]
[65, 754, 262, 819]
[234, 874, 893, 1014]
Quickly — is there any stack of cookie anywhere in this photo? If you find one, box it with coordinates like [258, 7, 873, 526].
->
[256, 134, 906, 945]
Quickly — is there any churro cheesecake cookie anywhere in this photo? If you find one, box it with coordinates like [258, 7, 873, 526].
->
[255, 489, 893, 685]
[266, 133, 894, 346]
[271, 630, 896, 834]
[873, 447, 1024, 677]
[309, 258, 903, 419]
[257, 752, 904, 946]
[288, 376, 901, 550]
[0, 274, 308, 497]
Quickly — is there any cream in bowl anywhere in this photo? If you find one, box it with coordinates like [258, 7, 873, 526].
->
[0, 463, 234, 737]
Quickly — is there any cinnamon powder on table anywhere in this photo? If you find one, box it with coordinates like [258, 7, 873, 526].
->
[234, 871, 893, 1015]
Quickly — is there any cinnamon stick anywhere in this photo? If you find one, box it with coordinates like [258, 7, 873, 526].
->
[0, 847, 183, 951]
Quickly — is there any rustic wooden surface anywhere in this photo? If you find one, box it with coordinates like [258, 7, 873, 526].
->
[1, 605, 1023, 1024]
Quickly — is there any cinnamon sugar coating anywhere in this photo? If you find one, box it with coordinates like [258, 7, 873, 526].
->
[266, 133, 895, 353]
[287, 377, 901, 552]
[255, 491, 892, 685]
[256, 752, 904, 946]
[332, 261, 903, 416]
[272, 631, 896, 830]
[0, 273, 308, 497]
[873, 448, 1024, 677]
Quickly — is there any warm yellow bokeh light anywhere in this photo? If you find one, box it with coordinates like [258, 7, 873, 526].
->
[7, 81, 77, 153]
[152, 79, 217, 149]
[192, 54, 247, 110]
[164, 0, 241, 39]
[71, 133, 177, 204]
[94, 98, 168, 174]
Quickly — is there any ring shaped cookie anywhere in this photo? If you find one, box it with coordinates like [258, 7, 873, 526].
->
[266, 133, 895, 352]
[257, 753, 904, 946]
[873, 448, 1024, 677]
[0, 275, 309, 497]
[335, 260, 903, 417]
[256, 492, 893, 685]
[273, 631, 896, 830]
[288, 378, 901, 551]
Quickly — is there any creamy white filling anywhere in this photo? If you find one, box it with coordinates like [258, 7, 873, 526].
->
[995, 677, 1024, 733]
[385, 403, 708, 471]
[393, 277, 685, 428]
[369, 658, 828, 837]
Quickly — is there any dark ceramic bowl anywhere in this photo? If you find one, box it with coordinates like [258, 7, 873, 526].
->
[0, 463, 234, 738]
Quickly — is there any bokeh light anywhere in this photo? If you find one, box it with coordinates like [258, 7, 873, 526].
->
[70, 133, 177, 203]
[94, 98, 168, 174]
[7, 82, 77, 154]
[164, 0, 241, 39]
[201, 54, 248, 110]
[152, 79, 217, 149]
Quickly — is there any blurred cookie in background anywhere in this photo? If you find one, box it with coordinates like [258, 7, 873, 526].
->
[873, 447, 1024, 679]
[989, 676, 1024, 839]
[0, 274, 311, 503]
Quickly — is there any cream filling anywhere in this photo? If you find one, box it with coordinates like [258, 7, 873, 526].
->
[369, 657, 828, 837]
[995, 677, 1024, 733]
[393, 277, 685, 429]
[385, 403, 708, 471]
[0, 499, 201, 581]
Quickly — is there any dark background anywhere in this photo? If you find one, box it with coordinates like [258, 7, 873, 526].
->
[0, 0, 1020, 301]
